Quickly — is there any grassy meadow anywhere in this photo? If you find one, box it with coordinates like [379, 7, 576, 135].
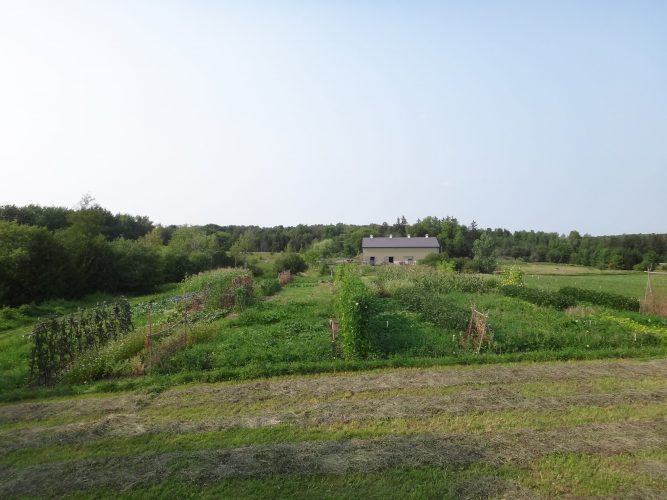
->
[507, 260, 667, 298]
[1, 261, 666, 497]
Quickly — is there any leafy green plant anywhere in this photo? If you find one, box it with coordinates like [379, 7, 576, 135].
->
[500, 285, 576, 310]
[28, 298, 133, 385]
[558, 287, 640, 312]
[273, 253, 308, 274]
[392, 286, 469, 332]
[499, 265, 525, 287]
[334, 265, 379, 359]
[180, 268, 253, 311]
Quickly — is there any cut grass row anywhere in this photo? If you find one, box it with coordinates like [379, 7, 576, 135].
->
[1, 358, 666, 498]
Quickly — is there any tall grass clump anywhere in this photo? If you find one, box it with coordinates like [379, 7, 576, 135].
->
[180, 268, 253, 311]
[641, 292, 667, 317]
[334, 265, 379, 359]
[559, 287, 640, 312]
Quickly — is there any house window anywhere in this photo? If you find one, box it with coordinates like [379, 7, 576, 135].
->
[388, 256, 394, 264]
[405, 256, 414, 264]
[369, 256, 375, 266]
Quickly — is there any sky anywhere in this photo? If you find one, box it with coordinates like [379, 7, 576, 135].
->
[0, 1, 665, 235]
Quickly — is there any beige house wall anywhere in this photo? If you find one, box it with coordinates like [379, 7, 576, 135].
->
[362, 247, 438, 265]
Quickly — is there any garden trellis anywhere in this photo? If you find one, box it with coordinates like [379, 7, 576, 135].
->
[28, 298, 133, 385]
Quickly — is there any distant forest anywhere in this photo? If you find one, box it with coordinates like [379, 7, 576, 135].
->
[1, 204, 665, 306]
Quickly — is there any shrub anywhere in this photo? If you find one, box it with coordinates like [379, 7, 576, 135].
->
[318, 262, 332, 276]
[334, 265, 379, 359]
[255, 278, 282, 297]
[273, 253, 307, 275]
[500, 285, 576, 310]
[419, 252, 449, 267]
[559, 287, 640, 312]
[247, 260, 265, 277]
[499, 265, 525, 287]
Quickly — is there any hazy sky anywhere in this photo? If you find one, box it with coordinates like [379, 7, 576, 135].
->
[1, 1, 665, 235]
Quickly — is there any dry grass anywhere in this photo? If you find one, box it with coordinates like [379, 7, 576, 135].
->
[641, 293, 667, 317]
[1, 420, 666, 497]
[565, 305, 597, 316]
[1, 358, 666, 497]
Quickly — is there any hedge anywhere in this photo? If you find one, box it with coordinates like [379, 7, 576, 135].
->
[500, 285, 576, 310]
[558, 287, 640, 312]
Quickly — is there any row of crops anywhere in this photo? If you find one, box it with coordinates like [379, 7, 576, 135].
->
[332, 265, 666, 360]
[27, 268, 262, 386]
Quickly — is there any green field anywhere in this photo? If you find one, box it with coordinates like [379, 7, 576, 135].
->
[505, 260, 667, 298]
[1, 263, 666, 497]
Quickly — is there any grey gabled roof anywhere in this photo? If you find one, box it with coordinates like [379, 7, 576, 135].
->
[362, 236, 440, 248]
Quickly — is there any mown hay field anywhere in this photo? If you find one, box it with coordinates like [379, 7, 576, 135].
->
[1, 358, 666, 498]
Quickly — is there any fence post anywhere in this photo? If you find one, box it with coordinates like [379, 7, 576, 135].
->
[147, 303, 153, 370]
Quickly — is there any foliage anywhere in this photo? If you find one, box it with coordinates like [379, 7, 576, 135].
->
[334, 265, 379, 359]
[273, 253, 307, 275]
[254, 278, 282, 297]
[500, 285, 576, 310]
[28, 298, 133, 385]
[472, 233, 497, 273]
[63, 329, 145, 383]
[109, 238, 163, 292]
[0, 221, 69, 306]
[3, 202, 667, 306]
[302, 238, 335, 263]
[499, 265, 525, 287]
[318, 262, 332, 276]
[392, 287, 470, 333]
[559, 287, 640, 312]
[599, 314, 667, 338]
[180, 269, 253, 312]
[375, 266, 497, 295]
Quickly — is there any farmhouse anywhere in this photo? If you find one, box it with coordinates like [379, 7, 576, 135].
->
[362, 234, 440, 265]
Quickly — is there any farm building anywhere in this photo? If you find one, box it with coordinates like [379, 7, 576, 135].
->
[362, 235, 440, 265]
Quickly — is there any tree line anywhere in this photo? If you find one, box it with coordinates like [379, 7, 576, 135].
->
[1, 206, 665, 307]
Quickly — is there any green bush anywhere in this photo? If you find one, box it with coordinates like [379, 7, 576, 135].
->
[499, 265, 525, 287]
[558, 287, 640, 312]
[254, 278, 282, 297]
[318, 262, 332, 276]
[334, 265, 379, 359]
[273, 253, 308, 274]
[500, 285, 576, 310]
